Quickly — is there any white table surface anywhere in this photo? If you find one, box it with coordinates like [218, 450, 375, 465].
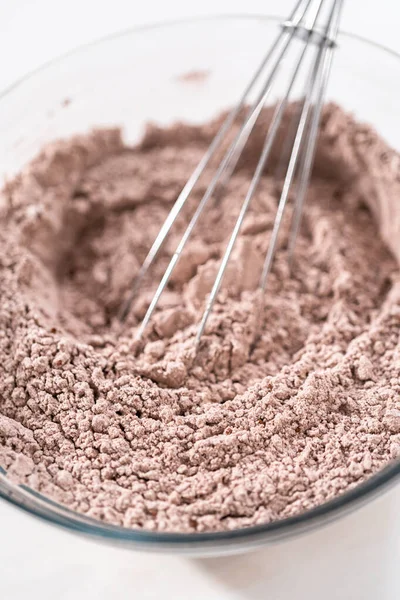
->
[2, 1, 400, 599]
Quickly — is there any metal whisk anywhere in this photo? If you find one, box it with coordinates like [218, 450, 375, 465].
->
[120, 0, 344, 346]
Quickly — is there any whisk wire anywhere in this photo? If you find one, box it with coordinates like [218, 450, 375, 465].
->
[196, 0, 342, 342]
[288, 0, 344, 264]
[136, 0, 317, 340]
[195, 6, 326, 345]
[123, 0, 343, 346]
[119, 0, 312, 322]
[260, 0, 343, 291]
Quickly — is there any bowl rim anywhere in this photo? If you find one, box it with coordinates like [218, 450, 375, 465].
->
[1, 13, 400, 102]
[1, 13, 400, 551]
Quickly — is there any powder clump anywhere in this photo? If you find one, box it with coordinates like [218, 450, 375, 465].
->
[1, 104, 400, 533]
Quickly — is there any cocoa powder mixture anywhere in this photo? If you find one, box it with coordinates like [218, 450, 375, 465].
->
[1, 104, 400, 533]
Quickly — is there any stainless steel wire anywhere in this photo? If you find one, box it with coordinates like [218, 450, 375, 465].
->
[118, 0, 311, 322]
[120, 0, 344, 346]
[260, 0, 344, 293]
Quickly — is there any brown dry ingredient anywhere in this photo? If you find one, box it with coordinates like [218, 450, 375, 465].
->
[1, 104, 400, 533]
[176, 70, 210, 84]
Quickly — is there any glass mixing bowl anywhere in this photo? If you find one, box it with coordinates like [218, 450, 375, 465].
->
[1, 15, 400, 556]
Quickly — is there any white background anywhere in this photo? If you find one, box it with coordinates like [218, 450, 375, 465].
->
[2, 1, 400, 599]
